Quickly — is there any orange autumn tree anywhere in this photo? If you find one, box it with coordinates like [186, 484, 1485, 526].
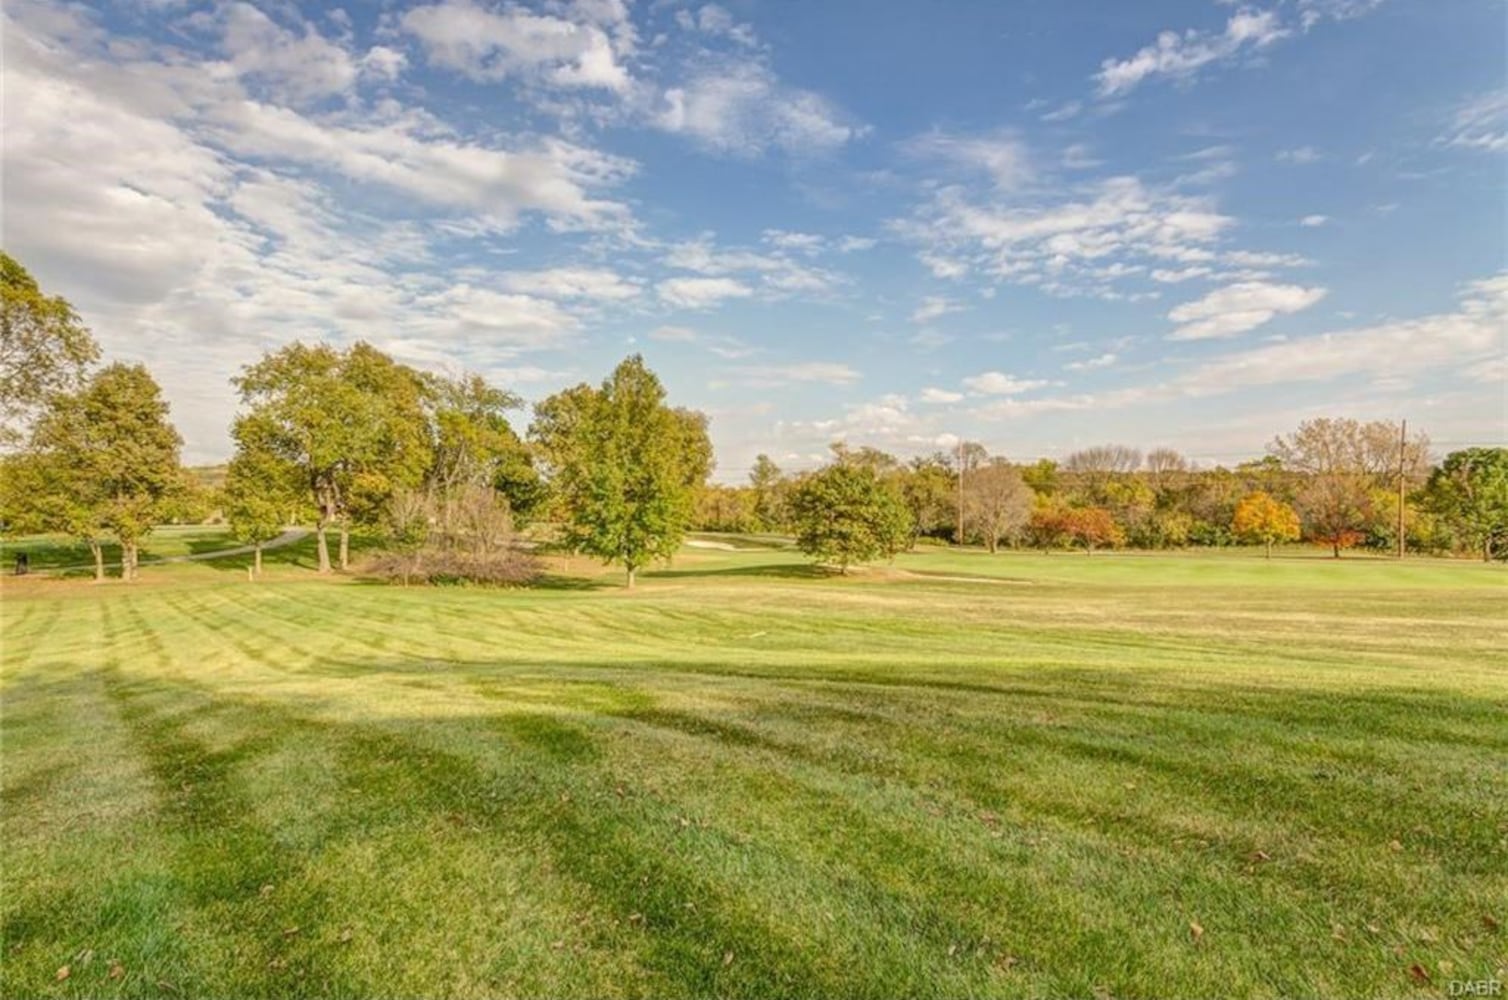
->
[1232, 491, 1302, 559]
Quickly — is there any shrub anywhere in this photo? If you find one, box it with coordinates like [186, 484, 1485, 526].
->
[365, 547, 540, 587]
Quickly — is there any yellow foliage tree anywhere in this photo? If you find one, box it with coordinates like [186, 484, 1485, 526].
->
[1232, 491, 1302, 559]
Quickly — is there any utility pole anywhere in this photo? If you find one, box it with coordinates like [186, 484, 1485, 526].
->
[1397, 419, 1407, 559]
[956, 438, 965, 546]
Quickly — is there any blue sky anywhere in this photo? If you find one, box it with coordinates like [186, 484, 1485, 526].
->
[5, 0, 1504, 477]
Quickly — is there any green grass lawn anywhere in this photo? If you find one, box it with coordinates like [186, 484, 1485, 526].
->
[1, 546, 1504, 998]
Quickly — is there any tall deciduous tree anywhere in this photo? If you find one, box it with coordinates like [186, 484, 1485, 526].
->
[530, 356, 711, 587]
[32, 363, 182, 581]
[748, 454, 787, 532]
[233, 342, 429, 573]
[225, 414, 301, 577]
[788, 462, 911, 573]
[1232, 491, 1302, 558]
[963, 459, 1033, 553]
[1422, 448, 1508, 561]
[0, 251, 100, 448]
[1270, 418, 1429, 557]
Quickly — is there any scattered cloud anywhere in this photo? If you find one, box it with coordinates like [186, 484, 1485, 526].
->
[1166, 281, 1328, 340]
[656, 58, 864, 156]
[920, 387, 964, 403]
[906, 129, 1033, 190]
[1439, 88, 1508, 153]
[500, 267, 641, 300]
[736, 362, 861, 386]
[911, 295, 964, 324]
[401, 0, 633, 92]
[1276, 146, 1323, 165]
[1065, 352, 1118, 371]
[1299, 214, 1330, 227]
[657, 276, 753, 309]
[961, 371, 1051, 395]
[1094, 9, 1287, 97]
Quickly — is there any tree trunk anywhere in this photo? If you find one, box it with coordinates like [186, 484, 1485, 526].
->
[339, 525, 350, 571]
[123, 542, 137, 582]
[1265, 540, 1272, 560]
[1332, 540, 1340, 558]
[90, 541, 104, 583]
[316, 521, 332, 573]
[626, 565, 636, 589]
[1486, 538, 1494, 563]
[254, 542, 263, 577]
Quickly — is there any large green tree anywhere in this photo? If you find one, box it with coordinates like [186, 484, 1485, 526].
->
[529, 356, 712, 587]
[1421, 447, 1508, 561]
[31, 363, 182, 581]
[0, 251, 100, 448]
[225, 414, 302, 577]
[789, 461, 912, 573]
[233, 342, 429, 573]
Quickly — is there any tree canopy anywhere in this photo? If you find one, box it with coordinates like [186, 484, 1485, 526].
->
[530, 356, 711, 587]
[0, 251, 100, 448]
[789, 461, 911, 573]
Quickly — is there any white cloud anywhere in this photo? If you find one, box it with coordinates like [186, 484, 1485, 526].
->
[656, 276, 753, 309]
[401, 0, 632, 92]
[762, 229, 825, 254]
[838, 236, 877, 253]
[961, 371, 1050, 395]
[1172, 273, 1507, 394]
[920, 387, 964, 404]
[737, 362, 861, 386]
[1095, 9, 1287, 97]
[1276, 146, 1323, 165]
[906, 129, 1032, 190]
[657, 58, 862, 156]
[1440, 89, 1508, 154]
[1299, 214, 1330, 227]
[662, 235, 837, 297]
[911, 296, 963, 324]
[899, 175, 1235, 296]
[1065, 352, 1118, 371]
[1167, 281, 1327, 340]
[500, 267, 641, 301]
[217, 2, 361, 104]
[1151, 266, 1213, 283]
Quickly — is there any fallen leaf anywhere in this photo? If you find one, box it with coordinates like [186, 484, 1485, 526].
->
[994, 954, 1018, 971]
[281, 927, 300, 938]
[259, 884, 274, 897]
[55, 966, 70, 982]
[1408, 964, 1429, 984]
[1388, 840, 1403, 852]
[947, 943, 957, 956]
[1366, 923, 1382, 935]
[108, 961, 124, 980]
[628, 913, 643, 924]
[1438, 960, 1455, 976]
[1331, 924, 1346, 940]
[155, 980, 179, 994]
[337, 928, 353, 944]
[1249, 850, 1271, 862]
[1189, 921, 1205, 942]
[722, 951, 734, 967]
[1484, 914, 1501, 932]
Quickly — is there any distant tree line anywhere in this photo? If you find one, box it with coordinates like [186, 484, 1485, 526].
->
[2, 250, 1504, 585]
[696, 425, 1507, 566]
